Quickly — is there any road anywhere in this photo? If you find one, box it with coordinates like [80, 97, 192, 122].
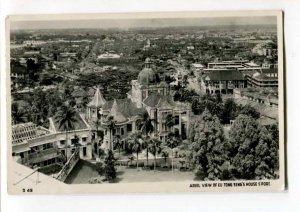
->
[170, 60, 203, 94]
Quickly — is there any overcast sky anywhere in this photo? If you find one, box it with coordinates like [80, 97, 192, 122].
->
[11, 16, 276, 30]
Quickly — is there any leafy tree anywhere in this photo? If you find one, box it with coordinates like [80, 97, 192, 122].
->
[104, 150, 117, 182]
[190, 109, 227, 180]
[164, 75, 176, 85]
[268, 124, 279, 147]
[191, 94, 223, 117]
[182, 75, 189, 88]
[220, 98, 238, 124]
[11, 102, 26, 124]
[228, 115, 279, 179]
[96, 161, 105, 177]
[26, 58, 42, 86]
[82, 90, 90, 109]
[240, 104, 260, 119]
[31, 88, 48, 125]
[174, 89, 199, 103]
[178, 149, 193, 170]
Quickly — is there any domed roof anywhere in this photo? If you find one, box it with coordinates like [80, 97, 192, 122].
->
[137, 67, 157, 85]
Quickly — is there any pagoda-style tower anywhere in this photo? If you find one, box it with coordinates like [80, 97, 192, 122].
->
[101, 99, 129, 150]
[86, 86, 106, 122]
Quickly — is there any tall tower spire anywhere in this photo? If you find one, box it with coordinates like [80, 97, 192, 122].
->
[87, 86, 106, 108]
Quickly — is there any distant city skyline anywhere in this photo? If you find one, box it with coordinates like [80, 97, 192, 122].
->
[11, 16, 276, 30]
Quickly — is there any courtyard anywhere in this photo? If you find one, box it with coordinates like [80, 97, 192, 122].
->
[65, 159, 196, 184]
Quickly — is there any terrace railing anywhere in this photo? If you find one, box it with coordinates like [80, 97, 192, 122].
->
[55, 148, 80, 182]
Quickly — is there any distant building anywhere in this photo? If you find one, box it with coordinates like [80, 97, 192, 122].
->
[10, 62, 28, 90]
[97, 52, 121, 60]
[127, 58, 191, 141]
[207, 60, 249, 69]
[143, 39, 152, 50]
[234, 87, 278, 108]
[60, 52, 77, 58]
[252, 43, 274, 57]
[187, 45, 195, 51]
[23, 40, 47, 47]
[190, 63, 205, 77]
[127, 58, 169, 108]
[201, 70, 246, 94]
[233, 88, 278, 126]
[23, 51, 40, 57]
[246, 69, 278, 88]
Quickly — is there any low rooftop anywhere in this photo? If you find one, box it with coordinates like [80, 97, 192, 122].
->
[204, 70, 245, 81]
[12, 122, 50, 145]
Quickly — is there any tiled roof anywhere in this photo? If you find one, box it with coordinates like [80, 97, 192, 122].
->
[235, 98, 278, 120]
[104, 99, 128, 124]
[103, 99, 146, 122]
[206, 70, 244, 81]
[143, 93, 175, 108]
[258, 116, 277, 126]
[51, 113, 89, 132]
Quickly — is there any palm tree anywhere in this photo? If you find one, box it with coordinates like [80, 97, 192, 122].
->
[142, 135, 151, 167]
[55, 103, 77, 161]
[139, 112, 154, 136]
[128, 133, 143, 170]
[93, 118, 102, 156]
[94, 118, 102, 139]
[113, 134, 123, 159]
[161, 149, 169, 167]
[107, 116, 116, 150]
[128, 155, 134, 167]
[11, 102, 26, 124]
[165, 133, 181, 172]
[148, 138, 162, 171]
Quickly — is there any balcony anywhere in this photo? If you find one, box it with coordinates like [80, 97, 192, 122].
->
[27, 148, 58, 164]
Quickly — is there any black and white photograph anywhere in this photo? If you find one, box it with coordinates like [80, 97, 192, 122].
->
[6, 11, 285, 194]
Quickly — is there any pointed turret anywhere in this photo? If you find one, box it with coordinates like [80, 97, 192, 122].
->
[106, 99, 128, 124]
[87, 86, 106, 108]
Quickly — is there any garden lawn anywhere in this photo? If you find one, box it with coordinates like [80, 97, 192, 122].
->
[65, 160, 195, 184]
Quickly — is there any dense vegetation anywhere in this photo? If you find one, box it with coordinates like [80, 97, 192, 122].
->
[189, 110, 279, 180]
